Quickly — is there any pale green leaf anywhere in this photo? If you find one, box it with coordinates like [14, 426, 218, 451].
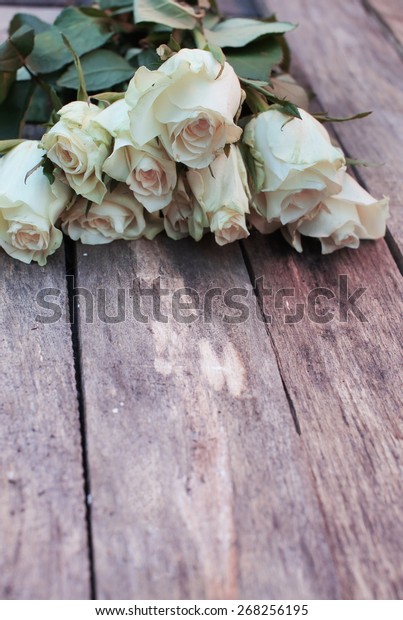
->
[225, 38, 282, 80]
[0, 71, 16, 104]
[9, 13, 51, 36]
[57, 49, 134, 91]
[25, 85, 52, 123]
[0, 79, 35, 139]
[205, 17, 295, 48]
[134, 0, 198, 29]
[27, 8, 112, 74]
[99, 0, 132, 8]
[241, 77, 301, 118]
[0, 25, 35, 72]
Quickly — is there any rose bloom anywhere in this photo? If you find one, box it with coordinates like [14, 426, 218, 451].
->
[61, 183, 163, 245]
[186, 145, 250, 245]
[41, 101, 112, 204]
[125, 48, 244, 169]
[163, 174, 208, 241]
[97, 98, 177, 212]
[104, 135, 177, 212]
[0, 141, 71, 265]
[282, 173, 389, 253]
[243, 106, 346, 228]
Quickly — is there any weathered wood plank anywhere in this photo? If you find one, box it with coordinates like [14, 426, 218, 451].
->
[243, 0, 403, 598]
[0, 251, 90, 599]
[365, 0, 403, 47]
[75, 237, 340, 599]
[253, 0, 403, 260]
[242, 231, 403, 599]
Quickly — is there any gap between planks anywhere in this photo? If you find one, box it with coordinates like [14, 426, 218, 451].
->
[239, 242, 302, 436]
[64, 236, 98, 600]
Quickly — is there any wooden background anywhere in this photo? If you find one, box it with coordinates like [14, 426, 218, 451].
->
[0, 0, 402, 600]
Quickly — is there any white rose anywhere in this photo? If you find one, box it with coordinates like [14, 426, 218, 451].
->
[41, 101, 112, 204]
[0, 141, 71, 265]
[97, 98, 177, 212]
[95, 98, 130, 138]
[125, 48, 244, 169]
[163, 174, 207, 241]
[104, 138, 177, 213]
[187, 145, 250, 245]
[283, 173, 389, 253]
[247, 208, 279, 234]
[61, 183, 163, 245]
[210, 211, 249, 246]
[243, 106, 346, 227]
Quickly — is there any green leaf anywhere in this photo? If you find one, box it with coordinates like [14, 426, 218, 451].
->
[204, 42, 226, 72]
[0, 25, 35, 72]
[54, 7, 111, 42]
[205, 17, 295, 48]
[203, 13, 220, 30]
[130, 48, 161, 70]
[0, 71, 16, 104]
[10, 25, 35, 58]
[125, 47, 142, 61]
[27, 8, 112, 74]
[99, 0, 132, 9]
[42, 155, 56, 184]
[240, 77, 301, 118]
[0, 79, 35, 139]
[26, 29, 70, 73]
[25, 85, 52, 123]
[225, 38, 282, 81]
[61, 33, 88, 101]
[238, 140, 260, 192]
[57, 49, 134, 91]
[0, 138, 26, 155]
[9, 13, 51, 37]
[168, 34, 181, 52]
[80, 6, 118, 17]
[134, 0, 199, 29]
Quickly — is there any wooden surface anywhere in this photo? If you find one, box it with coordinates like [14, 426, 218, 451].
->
[76, 237, 338, 599]
[365, 0, 403, 46]
[0, 0, 402, 601]
[0, 254, 90, 599]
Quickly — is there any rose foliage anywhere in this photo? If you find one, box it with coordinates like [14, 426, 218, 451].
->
[0, 0, 389, 264]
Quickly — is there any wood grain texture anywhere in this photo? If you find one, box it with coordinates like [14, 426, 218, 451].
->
[242, 231, 403, 598]
[254, 0, 403, 258]
[365, 0, 403, 47]
[75, 237, 340, 599]
[0, 250, 90, 599]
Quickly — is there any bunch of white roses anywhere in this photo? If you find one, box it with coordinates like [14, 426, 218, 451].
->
[0, 47, 389, 266]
